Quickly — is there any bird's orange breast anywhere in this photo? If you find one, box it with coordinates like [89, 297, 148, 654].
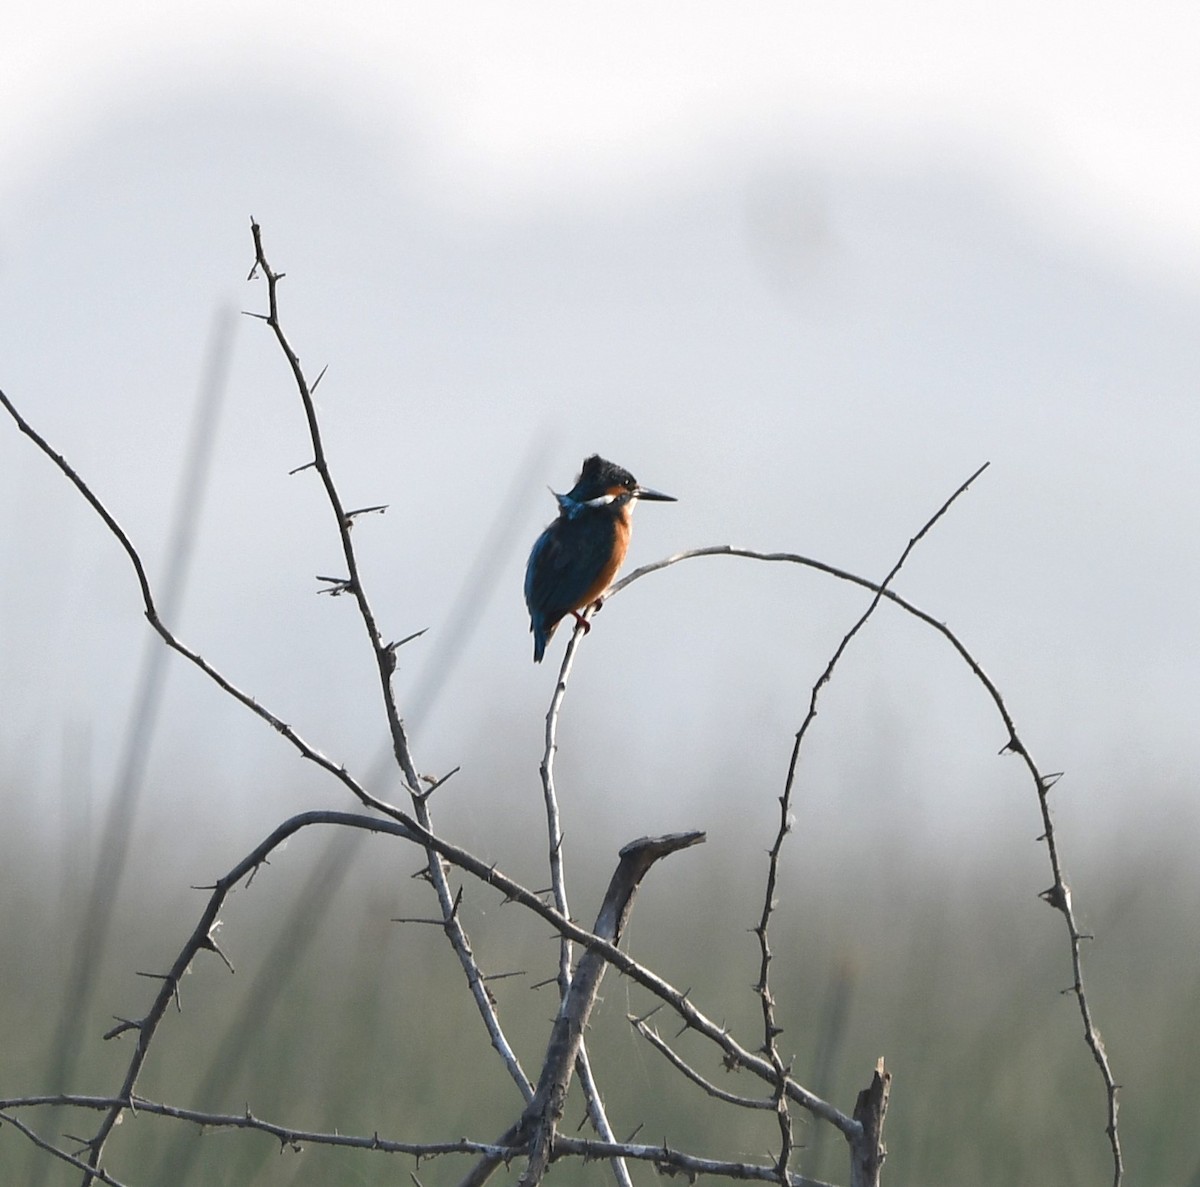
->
[573, 507, 631, 610]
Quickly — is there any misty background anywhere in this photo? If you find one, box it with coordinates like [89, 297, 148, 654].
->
[1, 5, 1198, 1184]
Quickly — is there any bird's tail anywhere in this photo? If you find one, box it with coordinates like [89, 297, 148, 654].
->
[531, 618, 555, 663]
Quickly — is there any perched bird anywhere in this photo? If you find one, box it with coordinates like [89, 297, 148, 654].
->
[524, 455, 676, 663]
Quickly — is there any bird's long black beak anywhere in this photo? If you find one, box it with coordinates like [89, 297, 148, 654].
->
[633, 485, 676, 502]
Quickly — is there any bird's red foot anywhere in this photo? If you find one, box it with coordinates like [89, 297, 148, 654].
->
[570, 610, 592, 634]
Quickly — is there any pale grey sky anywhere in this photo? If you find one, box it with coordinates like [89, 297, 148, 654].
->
[5, 3, 1199, 278]
[1, 3, 1197, 866]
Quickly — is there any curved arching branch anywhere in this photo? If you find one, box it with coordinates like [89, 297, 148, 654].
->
[603, 541, 1122, 1185]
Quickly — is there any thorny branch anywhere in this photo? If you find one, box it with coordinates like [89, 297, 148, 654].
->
[0, 1110, 131, 1187]
[3, 364, 1116, 1183]
[1, 1094, 841, 1186]
[0, 396, 405, 825]
[246, 220, 534, 1107]
[247, 222, 418, 793]
[610, 541, 1123, 1185]
[4, 372, 863, 1165]
[627, 1018, 777, 1110]
[0, 221, 1121, 1187]
[67, 814, 423, 1184]
[751, 463, 987, 1180]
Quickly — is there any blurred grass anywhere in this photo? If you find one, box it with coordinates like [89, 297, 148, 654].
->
[3, 796, 1198, 1187]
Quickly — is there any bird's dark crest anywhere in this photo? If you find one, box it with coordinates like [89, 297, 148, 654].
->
[569, 455, 639, 501]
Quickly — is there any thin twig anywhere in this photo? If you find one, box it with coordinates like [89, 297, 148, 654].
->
[755, 462, 989, 1180]
[0, 1096, 516, 1160]
[629, 1018, 776, 1109]
[0, 1112, 130, 1187]
[543, 624, 586, 992]
[0, 388, 409, 824]
[246, 221, 533, 1104]
[556, 1135, 840, 1187]
[247, 221, 419, 792]
[1, 1095, 840, 1186]
[539, 613, 637, 1187]
[96, 813, 419, 1178]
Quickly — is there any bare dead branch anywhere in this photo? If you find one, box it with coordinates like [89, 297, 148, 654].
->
[2, 1094, 839, 1185]
[609, 539, 1123, 1184]
[520, 831, 705, 1186]
[458, 833, 706, 1187]
[4, 285, 868, 1187]
[542, 624, 584, 994]
[629, 1017, 776, 1109]
[0, 222, 1122, 1187]
[573, 1048, 631, 1187]
[0, 387, 412, 827]
[538, 599, 632, 1185]
[344, 502, 389, 521]
[386, 627, 430, 652]
[80, 812, 418, 1179]
[0, 1111, 130, 1187]
[0, 1094, 518, 1160]
[755, 463, 987, 1179]
[247, 220, 421, 793]
[0, 382, 866, 1166]
[315, 574, 355, 595]
[848, 1060, 890, 1187]
[556, 1136, 840, 1187]
[415, 764, 461, 804]
[411, 810, 858, 1135]
[246, 221, 535, 1108]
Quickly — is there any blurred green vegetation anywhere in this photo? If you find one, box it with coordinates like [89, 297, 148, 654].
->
[2, 795, 1197, 1187]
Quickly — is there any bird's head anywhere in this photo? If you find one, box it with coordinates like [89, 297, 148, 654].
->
[555, 455, 676, 517]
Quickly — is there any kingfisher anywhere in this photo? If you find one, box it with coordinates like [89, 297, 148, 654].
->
[524, 455, 676, 663]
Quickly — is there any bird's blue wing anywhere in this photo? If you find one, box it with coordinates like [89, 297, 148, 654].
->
[525, 514, 619, 662]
